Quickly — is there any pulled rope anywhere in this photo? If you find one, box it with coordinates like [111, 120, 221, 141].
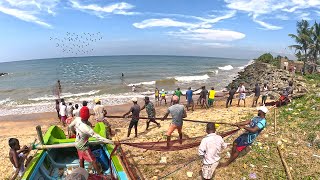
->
[106, 115, 237, 126]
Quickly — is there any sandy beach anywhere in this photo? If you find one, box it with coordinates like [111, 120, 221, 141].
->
[2, 93, 319, 179]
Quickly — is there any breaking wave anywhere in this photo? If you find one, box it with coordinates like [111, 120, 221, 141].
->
[175, 74, 210, 82]
[218, 65, 234, 71]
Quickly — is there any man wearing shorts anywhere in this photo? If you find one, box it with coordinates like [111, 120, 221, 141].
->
[93, 98, 112, 137]
[174, 87, 183, 103]
[155, 88, 160, 102]
[237, 83, 246, 107]
[162, 95, 187, 147]
[252, 83, 260, 107]
[59, 101, 67, 126]
[160, 89, 167, 105]
[199, 123, 227, 180]
[68, 106, 113, 174]
[226, 86, 236, 108]
[141, 97, 160, 129]
[200, 86, 209, 109]
[208, 87, 216, 107]
[219, 106, 267, 167]
[261, 83, 269, 105]
[186, 87, 195, 111]
[123, 97, 141, 137]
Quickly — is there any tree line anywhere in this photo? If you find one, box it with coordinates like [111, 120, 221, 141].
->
[289, 19, 320, 73]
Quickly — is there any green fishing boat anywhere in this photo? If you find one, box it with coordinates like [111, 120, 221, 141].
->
[21, 123, 132, 180]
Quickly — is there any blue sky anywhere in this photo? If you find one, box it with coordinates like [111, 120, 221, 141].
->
[0, 0, 320, 62]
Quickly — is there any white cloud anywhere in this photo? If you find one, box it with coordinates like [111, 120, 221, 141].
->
[168, 28, 245, 41]
[196, 10, 236, 24]
[0, 0, 57, 28]
[224, 0, 320, 30]
[133, 18, 211, 29]
[252, 15, 283, 30]
[295, 11, 312, 20]
[133, 11, 243, 43]
[201, 42, 232, 48]
[70, 0, 139, 17]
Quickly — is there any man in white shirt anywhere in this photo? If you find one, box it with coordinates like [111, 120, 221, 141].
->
[59, 101, 67, 126]
[68, 106, 113, 175]
[93, 99, 111, 137]
[198, 123, 227, 180]
[73, 104, 80, 117]
[237, 83, 246, 107]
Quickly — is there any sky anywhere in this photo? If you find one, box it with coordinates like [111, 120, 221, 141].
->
[0, 0, 320, 62]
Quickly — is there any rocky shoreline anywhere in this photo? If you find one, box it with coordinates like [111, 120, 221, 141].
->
[227, 61, 308, 99]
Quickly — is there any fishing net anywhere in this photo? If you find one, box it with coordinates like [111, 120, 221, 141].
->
[120, 128, 240, 151]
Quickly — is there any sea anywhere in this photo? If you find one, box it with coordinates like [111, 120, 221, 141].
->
[0, 55, 252, 116]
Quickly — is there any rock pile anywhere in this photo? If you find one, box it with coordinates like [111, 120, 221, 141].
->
[227, 61, 308, 99]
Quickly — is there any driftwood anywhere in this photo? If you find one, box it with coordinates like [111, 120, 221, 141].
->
[277, 145, 293, 180]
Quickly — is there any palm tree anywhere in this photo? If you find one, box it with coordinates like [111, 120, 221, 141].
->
[309, 21, 320, 72]
[288, 20, 312, 73]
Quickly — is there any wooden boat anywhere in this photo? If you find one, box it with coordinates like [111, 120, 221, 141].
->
[21, 123, 130, 180]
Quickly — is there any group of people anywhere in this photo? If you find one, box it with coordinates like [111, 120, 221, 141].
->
[154, 86, 218, 110]
[9, 80, 293, 180]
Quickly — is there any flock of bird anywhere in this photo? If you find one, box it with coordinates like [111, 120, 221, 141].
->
[50, 32, 103, 55]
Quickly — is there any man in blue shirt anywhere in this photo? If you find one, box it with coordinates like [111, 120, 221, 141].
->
[219, 106, 268, 167]
[185, 87, 200, 111]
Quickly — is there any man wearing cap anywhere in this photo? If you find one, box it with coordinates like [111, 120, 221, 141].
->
[141, 97, 160, 130]
[162, 95, 187, 147]
[93, 98, 111, 138]
[219, 106, 268, 167]
[123, 97, 141, 137]
[68, 103, 113, 175]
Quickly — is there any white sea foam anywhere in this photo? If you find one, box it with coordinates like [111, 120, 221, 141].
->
[237, 59, 254, 70]
[175, 74, 210, 82]
[211, 70, 219, 75]
[0, 91, 156, 116]
[218, 65, 234, 71]
[127, 81, 156, 86]
[28, 90, 100, 101]
[0, 98, 11, 105]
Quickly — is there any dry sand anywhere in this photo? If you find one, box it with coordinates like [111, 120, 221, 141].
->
[1, 96, 319, 179]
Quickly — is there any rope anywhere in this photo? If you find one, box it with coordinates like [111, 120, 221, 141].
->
[106, 115, 237, 126]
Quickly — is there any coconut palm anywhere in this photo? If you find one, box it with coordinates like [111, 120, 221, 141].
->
[309, 21, 320, 72]
[288, 20, 312, 73]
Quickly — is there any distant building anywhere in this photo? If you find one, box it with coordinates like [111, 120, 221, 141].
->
[279, 58, 304, 72]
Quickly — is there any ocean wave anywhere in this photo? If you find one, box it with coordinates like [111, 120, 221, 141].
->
[0, 91, 156, 116]
[211, 70, 219, 75]
[238, 59, 254, 70]
[218, 65, 234, 71]
[28, 90, 100, 101]
[175, 74, 210, 82]
[127, 81, 155, 86]
[0, 98, 11, 105]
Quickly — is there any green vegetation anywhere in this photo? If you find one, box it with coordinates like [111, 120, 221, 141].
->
[289, 20, 320, 73]
[255, 53, 281, 67]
